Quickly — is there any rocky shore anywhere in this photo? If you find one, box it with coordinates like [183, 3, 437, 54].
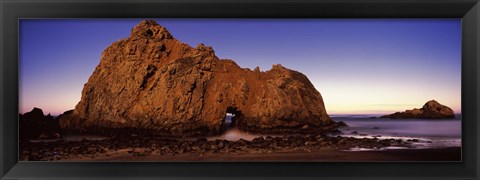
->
[19, 132, 414, 161]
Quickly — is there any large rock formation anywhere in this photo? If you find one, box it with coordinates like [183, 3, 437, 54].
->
[19, 107, 61, 139]
[59, 20, 336, 136]
[380, 100, 455, 119]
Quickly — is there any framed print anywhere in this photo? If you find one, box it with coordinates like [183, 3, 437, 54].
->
[1, 0, 479, 179]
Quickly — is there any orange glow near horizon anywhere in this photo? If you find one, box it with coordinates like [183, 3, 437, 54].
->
[313, 82, 461, 115]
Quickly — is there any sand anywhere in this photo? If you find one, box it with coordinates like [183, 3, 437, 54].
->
[60, 147, 461, 162]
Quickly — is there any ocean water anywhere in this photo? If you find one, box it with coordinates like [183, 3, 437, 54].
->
[208, 114, 265, 141]
[31, 114, 462, 151]
[332, 114, 462, 151]
[207, 128, 263, 141]
[210, 114, 462, 150]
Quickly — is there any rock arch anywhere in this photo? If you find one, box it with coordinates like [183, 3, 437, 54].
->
[59, 20, 337, 136]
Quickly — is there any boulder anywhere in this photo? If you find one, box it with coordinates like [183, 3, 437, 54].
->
[59, 20, 334, 136]
[380, 100, 455, 119]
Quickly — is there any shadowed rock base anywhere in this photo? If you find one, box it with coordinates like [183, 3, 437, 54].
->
[19, 108, 61, 140]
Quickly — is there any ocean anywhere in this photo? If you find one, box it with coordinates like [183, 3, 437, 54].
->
[33, 114, 462, 152]
[209, 114, 462, 150]
[331, 114, 462, 151]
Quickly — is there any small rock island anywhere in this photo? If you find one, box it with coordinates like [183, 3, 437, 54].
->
[380, 100, 455, 119]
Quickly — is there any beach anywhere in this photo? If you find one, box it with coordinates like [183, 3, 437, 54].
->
[20, 114, 462, 162]
[60, 147, 460, 162]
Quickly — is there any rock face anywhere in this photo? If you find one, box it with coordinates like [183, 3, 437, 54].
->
[380, 100, 455, 119]
[19, 107, 61, 139]
[59, 20, 335, 136]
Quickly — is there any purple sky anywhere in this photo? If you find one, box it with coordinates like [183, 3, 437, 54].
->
[19, 19, 461, 115]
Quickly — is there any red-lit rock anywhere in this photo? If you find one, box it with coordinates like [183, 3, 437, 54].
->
[59, 20, 334, 136]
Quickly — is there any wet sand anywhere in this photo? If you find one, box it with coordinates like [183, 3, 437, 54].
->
[62, 147, 461, 162]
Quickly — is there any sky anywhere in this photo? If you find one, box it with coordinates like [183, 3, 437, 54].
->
[19, 19, 461, 115]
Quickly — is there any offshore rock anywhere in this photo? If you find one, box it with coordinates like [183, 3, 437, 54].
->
[19, 107, 61, 139]
[380, 100, 455, 119]
[59, 20, 334, 136]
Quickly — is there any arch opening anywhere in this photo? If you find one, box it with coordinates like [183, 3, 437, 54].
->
[224, 106, 242, 130]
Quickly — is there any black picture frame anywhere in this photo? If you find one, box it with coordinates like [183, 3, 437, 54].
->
[1, 0, 479, 179]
